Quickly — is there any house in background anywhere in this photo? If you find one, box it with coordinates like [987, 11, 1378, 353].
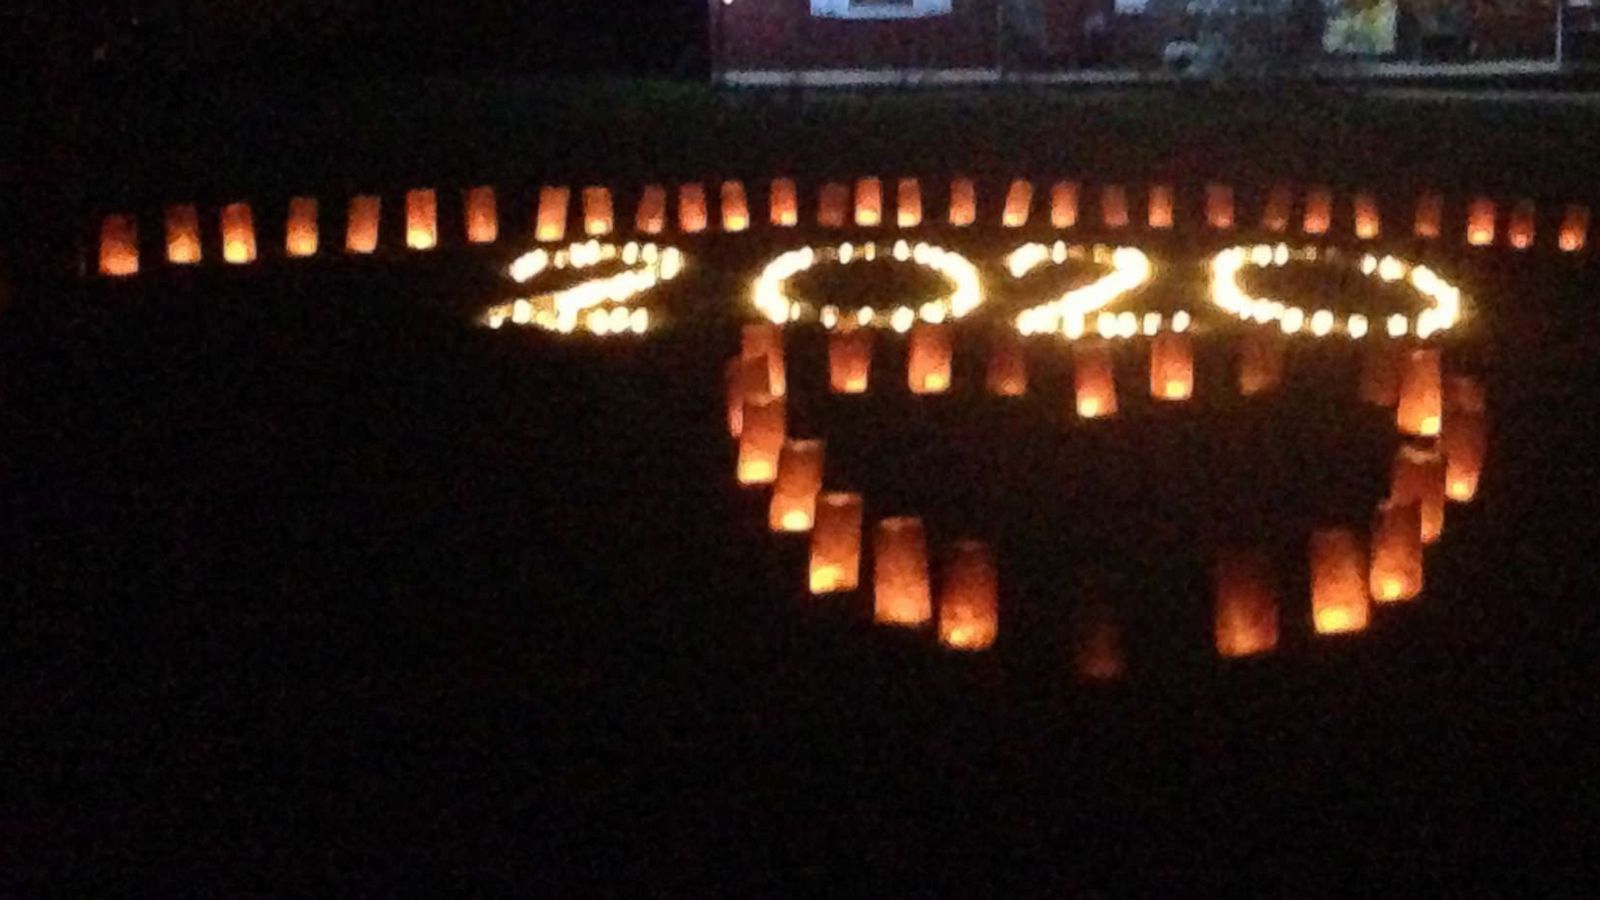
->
[709, 0, 1587, 87]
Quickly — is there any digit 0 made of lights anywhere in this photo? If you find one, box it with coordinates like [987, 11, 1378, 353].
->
[1209, 244, 1467, 341]
[750, 240, 983, 333]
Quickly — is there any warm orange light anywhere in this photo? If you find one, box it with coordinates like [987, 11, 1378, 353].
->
[1051, 181, 1079, 229]
[1559, 204, 1589, 253]
[1237, 330, 1285, 396]
[1100, 184, 1129, 229]
[1445, 374, 1487, 416]
[1147, 183, 1174, 230]
[1074, 342, 1117, 419]
[678, 183, 709, 234]
[1310, 528, 1370, 635]
[1508, 199, 1535, 251]
[770, 178, 799, 228]
[742, 322, 786, 398]
[1073, 600, 1123, 680]
[1467, 197, 1496, 247]
[1002, 179, 1033, 228]
[1369, 500, 1423, 603]
[854, 177, 883, 227]
[985, 332, 1028, 397]
[1359, 344, 1400, 408]
[1303, 186, 1332, 236]
[874, 517, 932, 627]
[949, 177, 977, 227]
[286, 197, 320, 257]
[810, 492, 863, 594]
[1262, 183, 1292, 233]
[1391, 444, 1446, 545]
[828, 328, 873, 395]
[1214, 548, 1279, 658]
[165, 204, 201, 264]
[1149, 332, 1194, 402]
[1442, 411, 1487, 503]
[737, 397, 785, 486]
[99, 214, 139, 277]
[536, 185, 570, 243]
[1414, 192, 1443, 239]
[725, 355, 772, 439]
[406, 189, 439, 250]
[581, 186, 613, 237]
[939, 540, 999, 651]
[907, 323, 953, 395]
[1206, 183, 1234, 230]
[463, 187, 498, 245]
[636, 184, 667, 235]
[1353, 192, 1380, 240]
[721, 180, 750, 232]
[818, 182, 849, 229]
[896, 177, 922, 228]
[769, 439, 826, 533]
[346, 195, 381, 255]
[1396, 348, 1443, 438]
[220, 202, 257, 265]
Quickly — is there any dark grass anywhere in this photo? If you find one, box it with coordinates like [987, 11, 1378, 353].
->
[6, 83, 1600, 891]
[71, 78, 1600, 207]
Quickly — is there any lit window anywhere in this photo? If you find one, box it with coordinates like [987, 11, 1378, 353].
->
[811, 0, 953, 19]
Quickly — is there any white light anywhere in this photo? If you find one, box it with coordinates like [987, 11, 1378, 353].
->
[821, 306, 839, 329]
[1347, 314, 1369, 339]
[1171, 311, 1191, 334]
[1281, 307, 1305, 334]
[1310, 309, 1334, 337]
[1063, 315, 1085, 340]
[857, 307, 874, 328]
[509, 249, 549, 283]
[1096, 311, 1117, 339]
[890, 307, 915, 333]
[1142, 312, 1162, 336]
[660, 247, 684, 280]
[1387, 314, 1408, 338]
[1116, 311, 1138, 339]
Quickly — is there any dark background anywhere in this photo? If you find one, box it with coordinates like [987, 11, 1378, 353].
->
[4, 3, 1600, 895]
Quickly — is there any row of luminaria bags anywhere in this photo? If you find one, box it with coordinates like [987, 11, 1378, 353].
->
[98, 178, 1591, 276]
[727, 323, 1487, 665]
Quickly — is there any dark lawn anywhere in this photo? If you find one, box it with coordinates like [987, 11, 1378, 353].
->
[75, 78, 1600, 206]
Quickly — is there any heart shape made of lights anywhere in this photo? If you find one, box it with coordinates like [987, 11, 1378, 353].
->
[724, 241, 1488, 674]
